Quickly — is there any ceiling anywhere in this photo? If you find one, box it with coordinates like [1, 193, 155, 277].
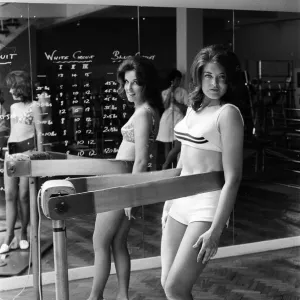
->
[2, 0, 300, 13]
[0, 3, 299, 29]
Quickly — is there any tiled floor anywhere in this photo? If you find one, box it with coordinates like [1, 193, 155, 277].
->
[1, 247, 299, 300]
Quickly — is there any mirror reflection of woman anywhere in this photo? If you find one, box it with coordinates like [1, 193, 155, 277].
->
[161, 45, 244, 300]
[0, 89, 9, 147]
[156, 69, 188, 162]
[0, 71, 43, 254]
[87, 56, 162, 300]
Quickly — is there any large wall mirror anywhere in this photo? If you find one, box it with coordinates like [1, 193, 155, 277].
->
[0, 1, 298, 286]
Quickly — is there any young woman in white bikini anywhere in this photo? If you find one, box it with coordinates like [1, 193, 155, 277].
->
[0, 71, 43, 254]
[87, 56, 162, 300]
[161, 45, 244, 300]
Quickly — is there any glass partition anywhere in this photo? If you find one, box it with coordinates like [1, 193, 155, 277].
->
[233, 10, 300, 244]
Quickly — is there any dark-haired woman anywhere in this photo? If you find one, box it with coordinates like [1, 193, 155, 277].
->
[161, 45, 244, 300]
[87, 56, 161, 300]
[0, 71, 43, 254]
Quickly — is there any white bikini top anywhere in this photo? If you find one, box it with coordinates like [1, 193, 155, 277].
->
[174, 104, 244, 152]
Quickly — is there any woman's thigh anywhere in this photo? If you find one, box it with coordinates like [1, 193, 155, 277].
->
[112, 206, 139, 244]
[93, 209, 127, 248]
[165, 221, 212, 291]
[4, 159, 19, 197]
[19, 177, 29, 201]
[161, 216, 187, 285]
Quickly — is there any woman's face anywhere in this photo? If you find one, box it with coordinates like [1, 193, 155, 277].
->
[201, 62, 228, 102]
[124, 70, 144, 106]
[9, 88, 22, 101]
[172, 76, 181, 89]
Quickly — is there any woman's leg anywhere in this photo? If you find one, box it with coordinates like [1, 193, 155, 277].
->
[18, 176, 30, 241]
[161, 216, 187, 289]
[88, 210, 127, 300]
[111, 211, 134, 300]
[163, 221, 211, 300]
[2, 159, 19, 245]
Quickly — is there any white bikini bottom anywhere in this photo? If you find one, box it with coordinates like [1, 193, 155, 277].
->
[168, 190, 229, 226]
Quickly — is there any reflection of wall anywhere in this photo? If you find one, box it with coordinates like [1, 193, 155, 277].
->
[235, 20, 300, 72]
[36, 17, 176, 90]
[234, 20, 300, 110]
[177, 8, 204, 89]
[203, 18, 233, 48]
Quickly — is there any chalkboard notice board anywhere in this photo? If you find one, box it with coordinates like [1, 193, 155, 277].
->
[40, 49, 135, 159]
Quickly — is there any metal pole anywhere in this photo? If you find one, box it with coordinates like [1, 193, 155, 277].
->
[29, 177, 42, 300]
[232, 10, 235, 52]
[52, 220, 69, 300]
[137, 6, 140, 54]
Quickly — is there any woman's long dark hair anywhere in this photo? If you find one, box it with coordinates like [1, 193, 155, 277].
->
[5, 70, 32, 103]
[117, 55, 163, 112]
[189, 44, 242, 111]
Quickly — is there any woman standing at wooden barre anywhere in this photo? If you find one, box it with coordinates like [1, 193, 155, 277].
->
[0, 71, 43, 254]
[87, 56, 162, 300]
[161, 44, 244, 300]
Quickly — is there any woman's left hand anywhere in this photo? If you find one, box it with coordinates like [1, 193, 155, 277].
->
[192, 229, 221, 264]
[124, 207, 135, 220]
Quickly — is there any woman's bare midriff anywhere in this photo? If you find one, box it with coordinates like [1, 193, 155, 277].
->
[180, 144, 223, 176]
[116, 140, 135, 161]
[8, 123, 34, 143]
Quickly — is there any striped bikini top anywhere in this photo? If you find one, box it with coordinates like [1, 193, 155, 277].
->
[174, 104, 244, 152]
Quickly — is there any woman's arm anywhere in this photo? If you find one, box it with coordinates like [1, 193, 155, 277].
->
[8, 105, 13, 136]
[193, 106, 244, 263]
[163, 86, 175, 110]
[32, 102, 44, 151]
[124, 108, 152, 220]
[162, 140, 181, 169]
[162, 142, 182, 221]
[132, 108, 152, 174]
[210, 106, 244, 235]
